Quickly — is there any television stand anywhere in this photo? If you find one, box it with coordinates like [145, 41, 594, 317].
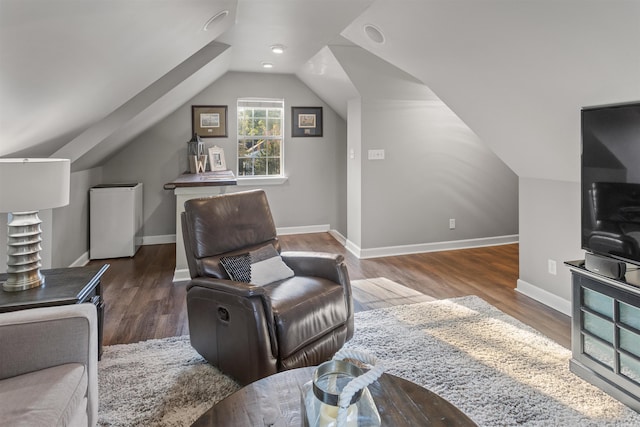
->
[565, 260, 640, 412]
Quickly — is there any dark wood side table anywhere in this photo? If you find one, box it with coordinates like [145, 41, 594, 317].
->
[191, 366, 477, 426]
[0, 264, 109, 359]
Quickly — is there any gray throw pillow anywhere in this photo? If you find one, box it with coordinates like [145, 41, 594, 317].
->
[220, 245, 294, 286]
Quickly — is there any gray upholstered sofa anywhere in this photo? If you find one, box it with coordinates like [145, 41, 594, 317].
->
[0, 304, 98, 427]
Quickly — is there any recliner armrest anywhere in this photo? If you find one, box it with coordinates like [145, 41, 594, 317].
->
[281, 251, 346, 284]
[281, 251, 354, 340]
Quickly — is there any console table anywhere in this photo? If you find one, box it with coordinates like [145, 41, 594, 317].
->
[566, 260, 640, 411]
[164, 170, 237, 282]
[0, 264, 109, 359]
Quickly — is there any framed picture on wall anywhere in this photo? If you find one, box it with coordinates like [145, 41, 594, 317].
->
[291, 106, 323, 137]
[192, 105, 228, 138]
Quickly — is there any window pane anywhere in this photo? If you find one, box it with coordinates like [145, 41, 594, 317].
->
[237, 99, 284, 177]
[238, 158, 252, 176]
[266, 140, 281, 156]
[253, 158, 266, 175]
[267, 118, 282, 136]
[267, 158, 280, 175]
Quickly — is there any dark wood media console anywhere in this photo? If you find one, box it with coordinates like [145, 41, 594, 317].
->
[566, 260, 640, 412]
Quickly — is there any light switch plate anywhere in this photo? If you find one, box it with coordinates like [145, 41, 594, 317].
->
[368, 149, 385, 160]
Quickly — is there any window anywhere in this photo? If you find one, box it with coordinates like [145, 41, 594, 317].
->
[237, 98, 284, 177]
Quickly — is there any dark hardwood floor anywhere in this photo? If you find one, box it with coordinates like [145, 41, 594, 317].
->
[91, 233, 571, 349]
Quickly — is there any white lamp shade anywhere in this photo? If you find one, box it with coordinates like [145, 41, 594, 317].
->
[0, 158, 70, 213]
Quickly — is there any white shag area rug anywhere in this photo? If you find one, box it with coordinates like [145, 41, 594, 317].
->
[97, 336, 240, 426]
[98, 296, 640, 426]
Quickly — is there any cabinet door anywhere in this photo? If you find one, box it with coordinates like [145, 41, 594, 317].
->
[575, 274, 640, 392]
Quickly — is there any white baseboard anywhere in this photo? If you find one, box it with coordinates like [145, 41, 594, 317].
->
[516, 279, 571, 316]
[329, 230, 346, 246]
[173, 268, 191, 282]
[142, 234, 176, 245]
[70, 251, 90, 267]
[346, 234, 519, 259]
[345, 239, 362, 258]
[276, 224, 330, 235]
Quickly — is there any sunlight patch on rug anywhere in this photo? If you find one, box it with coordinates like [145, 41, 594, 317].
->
[343, 296, 640, 426]
[428, 301, 626, 419]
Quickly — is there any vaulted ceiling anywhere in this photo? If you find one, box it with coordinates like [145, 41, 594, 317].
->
[1, 0, 639, 180]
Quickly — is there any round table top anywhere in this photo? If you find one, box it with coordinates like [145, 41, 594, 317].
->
[191, 366, 477, 426]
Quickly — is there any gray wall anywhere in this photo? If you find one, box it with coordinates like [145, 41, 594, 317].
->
[52, 168, 103, 267]
[355, 99, 518, 250]
[518, 177, 585, 312]
[101, 71, 348, 237]
[334, 45, 518, 254]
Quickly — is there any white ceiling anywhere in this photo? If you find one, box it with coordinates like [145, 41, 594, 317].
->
[216, 0, 373, 74]
[1, 0, 639, 182]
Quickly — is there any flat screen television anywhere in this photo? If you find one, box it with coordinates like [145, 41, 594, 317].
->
[581, 101, 640, 266]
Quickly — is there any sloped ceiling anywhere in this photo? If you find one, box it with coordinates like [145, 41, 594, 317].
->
[1, 0, 639, 182]
[296, 43, 360, 120]
[340, 0, 640, 182]
[0, 0, 238, 163]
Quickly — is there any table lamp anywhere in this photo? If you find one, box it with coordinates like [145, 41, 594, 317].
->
[0, 158, 70, 291]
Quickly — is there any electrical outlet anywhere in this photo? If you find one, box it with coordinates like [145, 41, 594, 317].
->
[548, 259, 557, 275]
[367, 149, 385, 160]
[449, 218, 456, 229]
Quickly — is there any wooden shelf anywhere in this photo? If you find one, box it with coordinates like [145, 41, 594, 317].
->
[163, 170, 237, 190]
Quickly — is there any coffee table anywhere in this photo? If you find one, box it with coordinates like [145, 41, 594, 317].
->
[191, 366, 477, 426]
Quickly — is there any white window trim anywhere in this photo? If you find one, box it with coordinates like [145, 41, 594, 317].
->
[237, 98, 285, 179]
[237, 175, 288, 186]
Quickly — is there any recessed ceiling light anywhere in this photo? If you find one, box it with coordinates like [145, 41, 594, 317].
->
[364, 24, 385, 44]
[262, 62, 274, 69]
[271, 45, 286, 54]
[203, 10, 229, 31]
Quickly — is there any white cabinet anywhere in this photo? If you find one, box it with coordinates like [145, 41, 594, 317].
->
[90, 183, 143, 259]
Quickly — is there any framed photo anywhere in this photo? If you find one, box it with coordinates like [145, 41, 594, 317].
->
[192, 105, 228, 138]
[292, 106, 323, 137]
[208, 145, 227, 171]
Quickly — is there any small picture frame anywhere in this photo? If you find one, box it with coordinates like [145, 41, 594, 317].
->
[192, 105, 228, 138]
[292, 106, 323, 137]
[208, 145, 227, 171]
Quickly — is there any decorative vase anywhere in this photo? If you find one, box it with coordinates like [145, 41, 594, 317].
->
[302, 350, 383, 427]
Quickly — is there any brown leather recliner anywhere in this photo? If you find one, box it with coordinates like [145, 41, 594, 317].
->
[181, 189, 354, 385]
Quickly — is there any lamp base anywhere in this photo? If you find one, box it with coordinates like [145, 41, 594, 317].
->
[2, 271, 45, 291]
[2, 211, 44, 292]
